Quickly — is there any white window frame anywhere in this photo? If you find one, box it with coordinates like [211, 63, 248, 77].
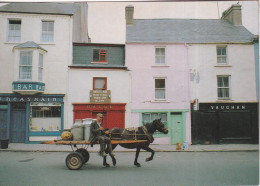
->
[154, 77, 167, 100]
[217, 75, 231, 100]
[155, 47, 166, 65]
[38, 53, 44, 82]
[7, 19, 21, 42]
[216, 46, 228, 65]
[19, 51, 33, 81]
[41, 20, 54, 43]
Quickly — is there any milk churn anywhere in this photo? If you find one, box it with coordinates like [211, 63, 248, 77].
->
[182, 141, 189, 150]
[71, 119, 84, 141]
[83, 118, 92, 140]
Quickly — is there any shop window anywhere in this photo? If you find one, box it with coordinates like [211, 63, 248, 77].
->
[155, 78, 166, 100]
[30, 105, 61, 132]
[8, 19, 21, 42]
[155, 47, 165, 65]
[41, 21, 54, 43]
[19, 51, 33, 81]
[93, 77, 107, 90]
[217, 76, 230, 99]
[142, 113, 168, 134]
[217, 46, 227, 64]
[93, 49, 107, 63]
[0, 103, 8, 110]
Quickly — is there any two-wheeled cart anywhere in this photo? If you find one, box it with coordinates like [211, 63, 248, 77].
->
[41, 139, 147, 170]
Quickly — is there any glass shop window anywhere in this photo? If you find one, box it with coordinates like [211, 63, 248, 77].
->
[142, 113, 168, 135]
[30, 106, 61, 132]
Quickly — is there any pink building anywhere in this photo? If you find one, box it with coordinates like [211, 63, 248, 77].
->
[125, 6, 191, 144]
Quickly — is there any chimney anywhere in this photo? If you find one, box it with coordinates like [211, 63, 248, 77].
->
[125, 5, 134, 25]
[221, 4, 242, 25]
[80, 2, 90, 42]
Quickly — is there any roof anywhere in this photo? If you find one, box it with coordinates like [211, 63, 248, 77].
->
[13, 41, 47, 52]
[0, 3, 80, 15]
[126, 19, 256, 44]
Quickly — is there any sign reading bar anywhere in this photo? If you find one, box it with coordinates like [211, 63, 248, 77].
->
[90, 90, 111, 103]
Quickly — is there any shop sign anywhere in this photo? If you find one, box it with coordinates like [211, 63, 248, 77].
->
[90, 90, 111, 103]
[13, 82, 45, 91]
[86, 104, 113, 109]
[199, 103, 247, 111]
[0, 95, 63, 102]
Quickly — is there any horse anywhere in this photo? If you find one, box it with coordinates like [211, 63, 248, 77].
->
[103, 118, 168, 167]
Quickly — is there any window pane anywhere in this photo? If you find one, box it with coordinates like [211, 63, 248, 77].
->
[222, 48, 226, 55]
[217, 48, 221, 55]
[155, 79, 165, 88]
[19, 67, 32, 80]
[155, 89, 166, 99]
[155, 48, 165, 64]
[100, 54, 106, 62]
[94, 78, 106, 89]
[20, 52, 32, 65]
[8, 20, 21, 42]
[151, 113, 159, 121]
[160, 113, 167, 122]
[41, 21, 54, 42]
[142, 113, 151, 123]
[93, 49, 99, 61]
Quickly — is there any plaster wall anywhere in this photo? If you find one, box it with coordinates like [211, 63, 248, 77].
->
[189, 44, 257, 103]
[67, 69, 131, 129]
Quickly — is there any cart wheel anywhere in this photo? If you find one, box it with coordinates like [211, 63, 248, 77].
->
[76, 148, 90, 164]
[65, 152, 84, 170]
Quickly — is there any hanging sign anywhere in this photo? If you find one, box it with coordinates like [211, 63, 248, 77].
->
[90, 90, 111, 103]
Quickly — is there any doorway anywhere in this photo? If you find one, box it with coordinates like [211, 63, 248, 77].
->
[170, 112, 184, 144]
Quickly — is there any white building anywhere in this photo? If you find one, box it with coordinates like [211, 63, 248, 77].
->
[189, 4, 258, 144]
[0, 3, 90, 143]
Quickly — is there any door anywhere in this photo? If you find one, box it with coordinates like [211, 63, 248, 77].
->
[170, 113, 184, 144]
[10, 103, 26, 143]
[0, 110, 8, 139]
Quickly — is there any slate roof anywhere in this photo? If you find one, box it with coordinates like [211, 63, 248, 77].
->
[0, 3, 80, 15]
[126, 19, 256, 44]
[13, 41, 47, 52]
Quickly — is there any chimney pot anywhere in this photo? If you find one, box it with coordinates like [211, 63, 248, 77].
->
[221, 4, 242, 25]
[125, 5, 134, 25]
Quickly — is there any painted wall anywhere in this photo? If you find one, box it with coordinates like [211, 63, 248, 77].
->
[189, 44, 257, 103]
[126, 43, 191, 144]
[0, 13, 74, 132]
[67, 69, 131, 129]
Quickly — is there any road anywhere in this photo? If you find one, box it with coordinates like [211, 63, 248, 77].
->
[0, 151, 258, 186]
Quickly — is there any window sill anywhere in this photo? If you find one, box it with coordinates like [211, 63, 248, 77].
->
[152, 65, 170, 67]
[214, 65, 232, 67]
[216, 99, 233, 102]
[151, 100, 170, 103]
[91, 62, 108, 64]
[5, 42, 21, 44]
[39, 43, 56, 45]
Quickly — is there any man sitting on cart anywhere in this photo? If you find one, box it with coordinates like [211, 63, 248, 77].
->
[89, 113, 115, 157]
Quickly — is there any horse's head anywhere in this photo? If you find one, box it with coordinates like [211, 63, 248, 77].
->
[152, 118, 168, 134]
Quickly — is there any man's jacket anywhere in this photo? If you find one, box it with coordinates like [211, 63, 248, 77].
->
[89, 121, 103, 143]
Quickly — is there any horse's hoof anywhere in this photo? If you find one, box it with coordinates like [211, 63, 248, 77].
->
[146, 158, 152, 162]
[134, 163, 141, 167]
[112, 160, 116, 166]
[104, 164, 110, 168]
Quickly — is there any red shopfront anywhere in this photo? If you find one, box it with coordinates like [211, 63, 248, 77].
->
[73, 103, 126, 129]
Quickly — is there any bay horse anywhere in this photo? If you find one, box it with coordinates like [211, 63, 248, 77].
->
[103, 119, 168, 167]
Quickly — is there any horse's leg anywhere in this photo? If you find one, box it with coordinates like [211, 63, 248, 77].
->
[134, 147, 141, 167]
[103, 145, 110, 167]
[104, 144, 117, 167]
[142, 145, 154, 162]
[108, 143, 116, 166]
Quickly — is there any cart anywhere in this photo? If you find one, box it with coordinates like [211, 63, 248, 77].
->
[41, 139, 147, 170]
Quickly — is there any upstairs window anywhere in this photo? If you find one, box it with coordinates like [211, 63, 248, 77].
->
[19, 51, 33, 81]
[217, 76, 230, 99]
[155, 78, 166, 100]
[41, 21, 54, 43]
[155, 47, 165, 65]
[8, 19, 21, 42]
[38, 53, 43, 82]
[93, 77, 107, 90]
[217, 46, 227, 64]
[93, 49, 107, 63]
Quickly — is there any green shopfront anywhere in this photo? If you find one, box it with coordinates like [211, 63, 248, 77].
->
[0, 94, 64, 143]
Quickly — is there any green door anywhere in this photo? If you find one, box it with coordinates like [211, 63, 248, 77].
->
[170, 113, 184, 144]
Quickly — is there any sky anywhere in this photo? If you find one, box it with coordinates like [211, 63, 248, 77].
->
[87, 1, 258, 44]
[0, 1, 258, 44]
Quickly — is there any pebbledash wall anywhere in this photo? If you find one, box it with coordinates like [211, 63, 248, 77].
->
[126, 44, 191, 145]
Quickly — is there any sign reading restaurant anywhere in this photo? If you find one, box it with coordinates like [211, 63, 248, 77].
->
[0, 94, 64, 102]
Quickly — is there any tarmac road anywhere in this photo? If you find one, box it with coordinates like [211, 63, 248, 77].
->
[0, 151, 258, 186]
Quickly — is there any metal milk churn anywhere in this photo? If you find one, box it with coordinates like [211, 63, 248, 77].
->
[71, 119, 84, 141]
[182, 141, 189, 150]
[83, 118, 92, 141]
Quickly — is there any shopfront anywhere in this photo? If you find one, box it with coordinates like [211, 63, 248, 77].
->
[0, 94, 64, 143]
[191, 103, 258, 144]
[73, 103, 126, 129]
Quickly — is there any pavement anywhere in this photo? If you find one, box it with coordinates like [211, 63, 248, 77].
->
[0, 143, 258, 152]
